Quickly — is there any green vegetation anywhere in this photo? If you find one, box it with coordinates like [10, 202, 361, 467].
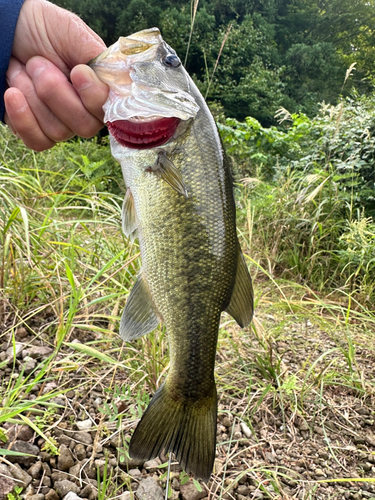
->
[53, 0, 375, 124]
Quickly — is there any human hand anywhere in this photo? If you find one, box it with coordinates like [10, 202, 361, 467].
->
[4, 0, 109, 151]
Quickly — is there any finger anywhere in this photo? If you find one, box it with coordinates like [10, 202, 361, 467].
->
[27, 56, 104, 138]
[70, 65, 108, 123]
[4, 88, 56, 151]
[6, 56, 75, 143]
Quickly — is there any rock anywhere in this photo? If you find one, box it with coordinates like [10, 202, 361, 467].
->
[27, 346, 53, 359]
[76, 420, 92, 431]
[54, 480, 81, 497]
[5, 424, 34, 442]
[74, 432, 92, 446]
[236, 485, 250, 496]
[21, 356, 37, 374]
[135, 477, 164, 500]
[180, 481, 207, 500]
[58, 445, 75, 471]
[6, 343, 24, 358]
[0, 464, 15, 500]
[80, 484, 97, 499]
[119, 493, 134, 500]
[42, 382, 58, 394]
[27, 495, 45, 500]
[74, 444, 86, 461]
[128, 469, 142, 479]
[144, 458, 161, 473]
[51, 471, 69, 483]
[222, 417, 232, 428]
[62, 493, 84, 500]
[240, 422, 251, 438]
[28, 461, 43, 479]
[16, 327, 28, 339]
[8, 463, 33, 487]
[45, 489, 59, 500]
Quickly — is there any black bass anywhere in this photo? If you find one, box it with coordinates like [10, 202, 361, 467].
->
[90, 28, 253, 482]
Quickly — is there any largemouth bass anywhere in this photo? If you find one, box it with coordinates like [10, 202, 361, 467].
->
[91, 28, 253, 482]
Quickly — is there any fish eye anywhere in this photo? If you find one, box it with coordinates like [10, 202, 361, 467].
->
[162, 54, 181, 68]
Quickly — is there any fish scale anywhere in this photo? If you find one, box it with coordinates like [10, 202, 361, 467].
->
[90, 27, 254, 482]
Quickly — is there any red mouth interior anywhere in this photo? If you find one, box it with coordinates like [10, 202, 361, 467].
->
[107, 117, 181, 149]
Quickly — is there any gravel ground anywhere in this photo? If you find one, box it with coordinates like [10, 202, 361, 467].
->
[1, 309, 375, 500]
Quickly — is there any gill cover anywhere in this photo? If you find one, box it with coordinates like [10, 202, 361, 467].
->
[89, 28, 200, 125]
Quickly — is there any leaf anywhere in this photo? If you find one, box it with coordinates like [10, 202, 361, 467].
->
[65, 342, 126, 367]
[0, 448, 36, 457]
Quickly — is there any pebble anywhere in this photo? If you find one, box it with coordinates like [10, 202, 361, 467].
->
[75, 444, 86, 461]
[8, 463, 33, 487]
[80, 484, 96, 499]
[26, 346, 53, 359]
[5, 423, 34, 442]
[144, 458, 161, 473]
[74, 432, 92, 445]
[0, 464, 15, 499]
[21, 356, 37, 374]
[128, 469, 142, 479]
[62, 493, 84, 500]
[180, 481, 206, 500]
[28, 461, 43, 479]
[76, 420, 92, 431]
[314, 468, 325, 476]
[236, 485, 250, 496]
[240, 422, 251, 438]
[222, 417, 232, 428]
[135, 477, 164, 500]
[45, 489, 59, 500]
[27, 495, 45, 500]
[8, 442, 40, 467]
[54, 480, 81, 497]
[6, 343, 24, 358]
[119, 493, 134, 500]
[58, 444, 75, 471]
[42, 382, 58, 394]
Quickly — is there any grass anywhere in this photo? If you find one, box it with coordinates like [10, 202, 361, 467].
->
[0, 124, 375, 499]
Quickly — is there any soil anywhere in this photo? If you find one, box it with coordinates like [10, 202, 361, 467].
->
[1, 306, 375, 500]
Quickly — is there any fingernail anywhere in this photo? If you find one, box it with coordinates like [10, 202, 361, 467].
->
[7, 92, 27, 113]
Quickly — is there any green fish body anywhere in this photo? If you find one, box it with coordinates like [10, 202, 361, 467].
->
[91, 28, 253, 481]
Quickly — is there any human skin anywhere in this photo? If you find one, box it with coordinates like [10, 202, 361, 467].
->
[4, 0, 109, 151]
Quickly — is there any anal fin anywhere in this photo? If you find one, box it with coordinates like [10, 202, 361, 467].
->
[226, 251, 254, 328]
[120, 274, 160, 341]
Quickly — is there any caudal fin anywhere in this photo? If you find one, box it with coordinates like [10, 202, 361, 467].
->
[129, 381, 217, 482]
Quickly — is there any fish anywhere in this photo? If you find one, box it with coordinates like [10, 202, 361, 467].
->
[90, 28, 254, 482]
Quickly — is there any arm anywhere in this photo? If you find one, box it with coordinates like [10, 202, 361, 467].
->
[3, 0, 109, 151]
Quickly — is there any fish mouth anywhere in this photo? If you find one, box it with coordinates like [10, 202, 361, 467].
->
[107, 117, 181, 149]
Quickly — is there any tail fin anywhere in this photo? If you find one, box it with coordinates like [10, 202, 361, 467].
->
[129, 381, 217, 482]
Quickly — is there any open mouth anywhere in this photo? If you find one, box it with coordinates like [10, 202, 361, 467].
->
[107, 117, 181, 149]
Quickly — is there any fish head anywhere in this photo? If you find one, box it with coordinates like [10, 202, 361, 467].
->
[90, 28, 200, 151]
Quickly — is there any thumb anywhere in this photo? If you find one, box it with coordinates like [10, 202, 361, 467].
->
[12, 0, 106, 74]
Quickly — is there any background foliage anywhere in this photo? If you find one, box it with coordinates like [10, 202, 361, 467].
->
[53, 0, 375, 124]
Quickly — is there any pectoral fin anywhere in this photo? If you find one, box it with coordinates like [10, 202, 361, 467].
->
[120, 274, 160, 341]
[122, 188, 138, 241]
[226, 252, 254, 328]
[148, 152, 187, 197]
